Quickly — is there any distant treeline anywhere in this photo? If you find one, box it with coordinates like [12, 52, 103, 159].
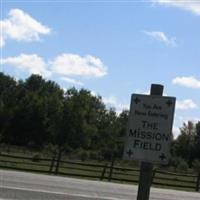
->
[0, 72, 200, 170]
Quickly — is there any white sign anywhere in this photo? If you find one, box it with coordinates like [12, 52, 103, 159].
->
[123, 94, 176, 164]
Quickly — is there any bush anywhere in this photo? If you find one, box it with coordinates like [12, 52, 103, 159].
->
[32, 154, 41, 162]
[177, 160, 188, 172]
[169, 156, 181, 168]
[89, 151, 98, 160]
[192, 159, 200, 173]
[80, 151, 88, 161]
[75, 149, 89, 161]
[100, 148, 113, 161]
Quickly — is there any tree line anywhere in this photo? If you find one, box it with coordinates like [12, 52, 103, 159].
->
[0, 72, 200, 170]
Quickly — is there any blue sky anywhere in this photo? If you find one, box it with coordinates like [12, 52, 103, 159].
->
[1, 0, 200, 137]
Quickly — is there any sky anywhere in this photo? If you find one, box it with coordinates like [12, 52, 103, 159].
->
[0, 0, 200, 138]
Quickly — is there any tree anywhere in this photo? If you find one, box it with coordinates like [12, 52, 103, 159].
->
[194, 122, 200, 160]
[196, 122, 200, 137]
[63, 88, 106, 150]
[117, 110, 129, 137]
[116, 110, 129, 158]
[0, 73, 18, 144]
[174, 121, 197, 167]
[1, 74, 65, 149]
[0, 73, 136, 163]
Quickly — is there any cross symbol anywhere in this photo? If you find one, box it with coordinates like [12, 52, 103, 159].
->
[134, 97, 140, 104]
[159, 153, 166, 161]
[126, 149, 133, 158]
[166, 100, 173, 107]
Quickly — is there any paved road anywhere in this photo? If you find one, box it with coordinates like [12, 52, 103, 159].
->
[0, 169, 199, 200]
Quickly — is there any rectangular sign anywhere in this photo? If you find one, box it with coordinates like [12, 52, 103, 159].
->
[123, 94, 176, 164]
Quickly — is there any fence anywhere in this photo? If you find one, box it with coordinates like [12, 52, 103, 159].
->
[0, 153, 199, 192]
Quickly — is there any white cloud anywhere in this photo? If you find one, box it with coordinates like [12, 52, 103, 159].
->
[172, 76, 200, 88]
[152, 0, 200, 15]
[0, 36, 5, 48]
[102, 96, 129, 114]
[61, 77, 84, 86]
[176, 99, 198, 110]
[91, 91, 97, 96]
[143, 31, 176, 46]
[1, 53, 107, 80]
[103, 96, 118, 106]
[173, 126, 180, 139]
[0, 8, 51, 47]
[1, 54, 51, 77]
[51, 54, 107, 78]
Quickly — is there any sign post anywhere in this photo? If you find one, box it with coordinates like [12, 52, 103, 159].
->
[123, 84, 176, 200]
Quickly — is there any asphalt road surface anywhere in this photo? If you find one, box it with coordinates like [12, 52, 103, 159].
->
[0, 169, 199, 200]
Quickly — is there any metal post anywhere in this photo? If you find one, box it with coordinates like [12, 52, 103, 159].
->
[137, 84, 163, 200]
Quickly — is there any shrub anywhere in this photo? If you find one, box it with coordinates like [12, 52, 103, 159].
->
[80, 151, 88, 161]
[89, 151, 98, 160]
[75, 149, 88, 161]
[177, 160, 188, 172]
[32, 154, 41, 162]
[192, 159, 200, 173]
[169, 156, 181, 168]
